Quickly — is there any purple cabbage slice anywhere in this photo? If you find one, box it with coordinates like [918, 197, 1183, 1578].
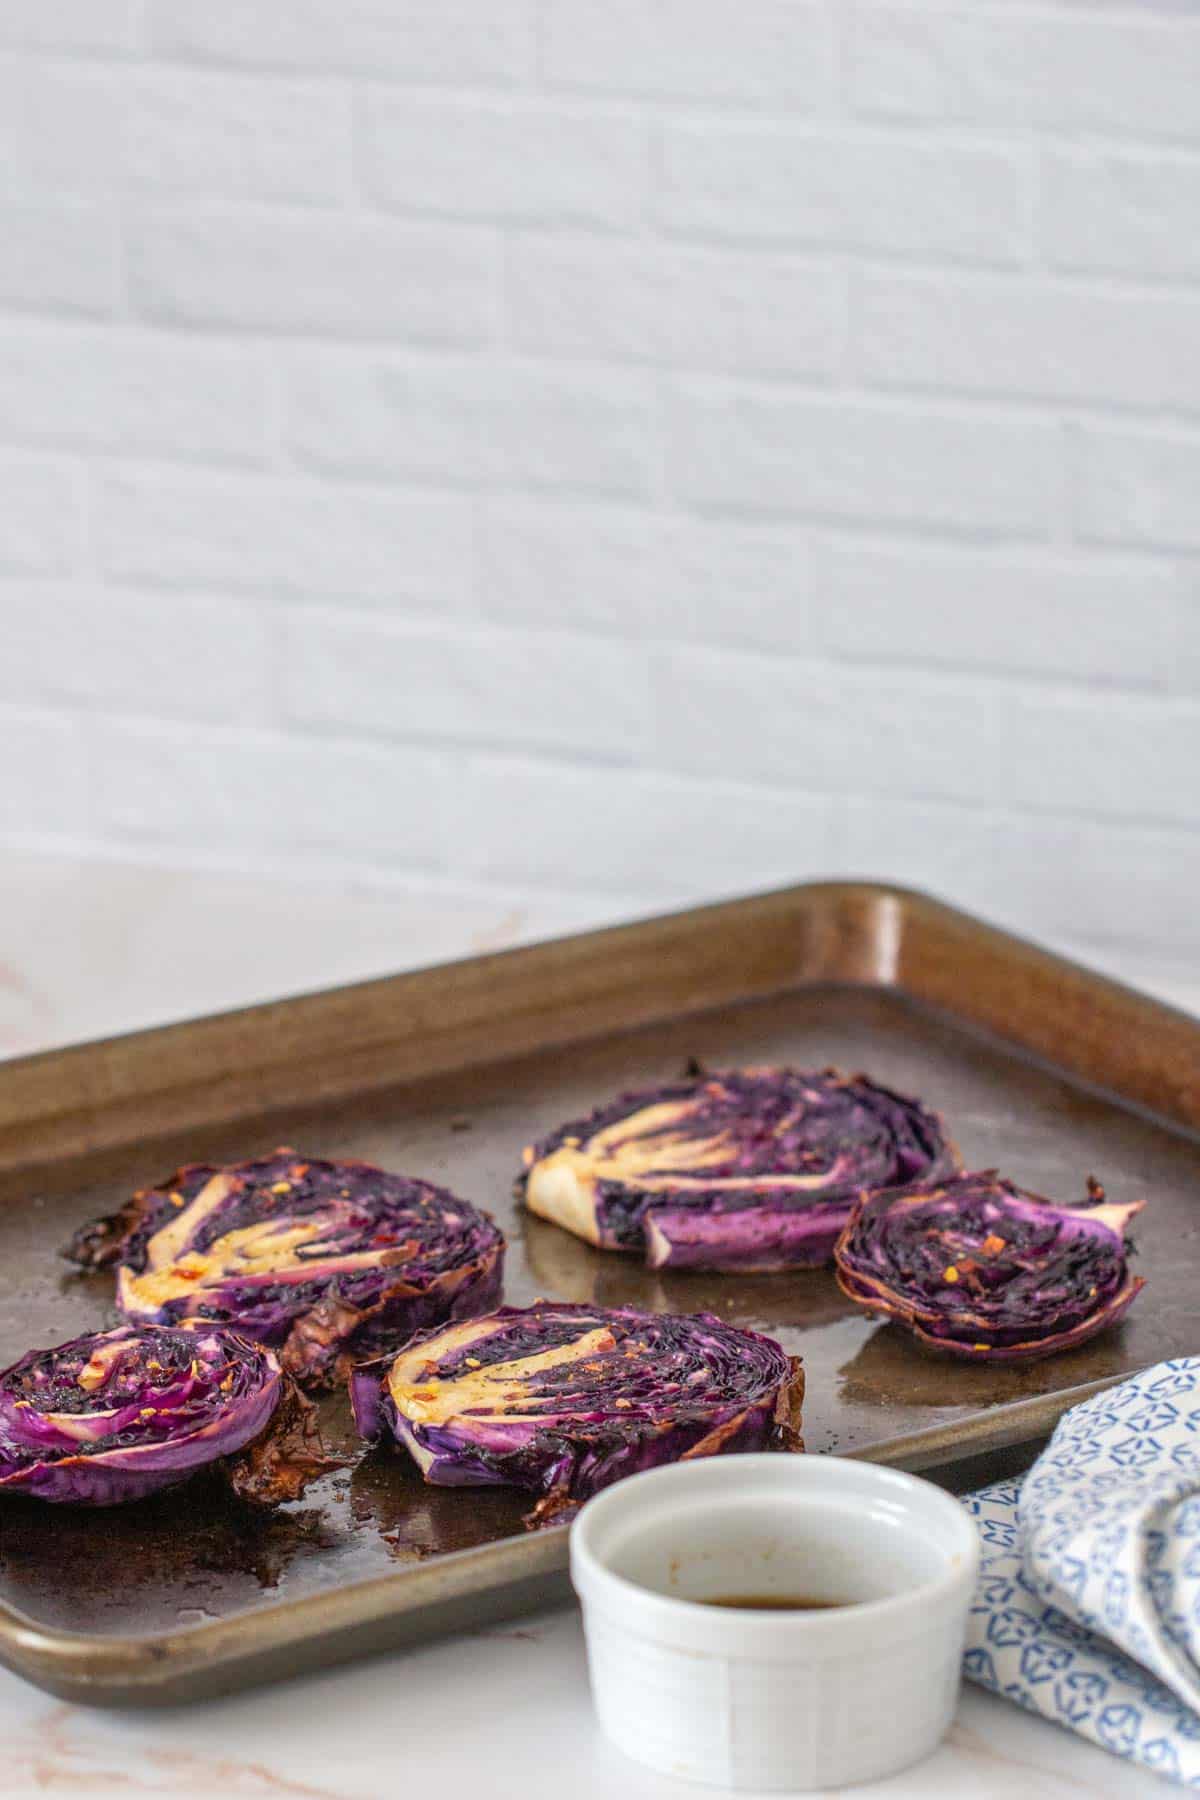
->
[834, 1170, 1145, 1362]
[63, 1148, 505, 1387]
[0, 1323, 338, 1507]
[351, 1301, 804, 1527]
[519, 1067, 957, 1272]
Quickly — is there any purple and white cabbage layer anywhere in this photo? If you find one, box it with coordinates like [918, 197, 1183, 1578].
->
[351, 1301, 804, 1526]
[519, 1068, 956, 1272]
[64, 1149, 505, 1386]
[834, 1171, 1145, 1363]
[0, 1323, 337, 1506]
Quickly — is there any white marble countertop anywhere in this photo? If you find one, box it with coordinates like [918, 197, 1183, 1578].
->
[0, 850, 1187, 1799]
[0, 1607, 1173, 1800]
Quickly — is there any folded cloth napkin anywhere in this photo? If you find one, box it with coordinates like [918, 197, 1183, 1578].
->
[964, 1357, 1200, 1788]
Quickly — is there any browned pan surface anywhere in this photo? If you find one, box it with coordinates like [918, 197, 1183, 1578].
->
[0, 885, 1197, 1701]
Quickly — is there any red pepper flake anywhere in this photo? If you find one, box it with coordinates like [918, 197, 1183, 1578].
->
[980, 1234, 1006, 1257]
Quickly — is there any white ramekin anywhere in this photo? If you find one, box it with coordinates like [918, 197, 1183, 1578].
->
[570, 1453, 980, 1792]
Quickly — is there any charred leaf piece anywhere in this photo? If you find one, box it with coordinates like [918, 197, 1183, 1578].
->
[65, 1149, 505, 1386]
[834, 1171, 1145, 1363]
[0, 1322, 337, 1506]
[226, 1378, 342, 1508]
[518, 1067, 956, 1271]
[64, 1162, 215, 1270]
[350, 1301, 804, 1528]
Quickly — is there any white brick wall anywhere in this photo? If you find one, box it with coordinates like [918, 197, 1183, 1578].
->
[0, 454, 85, 574]
[0, 203, 118, 315]
[1, 0, 1198, 988]
[361, 96, 648, 228]
[666, 384, 1058, 532]
[286, 352, 657, 493]
[96, 468, 476, 606]
[657, 123, 1029, 262]
[848, 6, 1200, 139]
[0, 325, 271, 461]
[147, 2, 536, 85]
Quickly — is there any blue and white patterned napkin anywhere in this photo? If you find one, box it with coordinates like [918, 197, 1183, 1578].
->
[963, 1358, 1200, 1788]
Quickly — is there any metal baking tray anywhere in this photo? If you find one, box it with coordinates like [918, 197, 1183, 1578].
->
[1, 882, 1197, 1705]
